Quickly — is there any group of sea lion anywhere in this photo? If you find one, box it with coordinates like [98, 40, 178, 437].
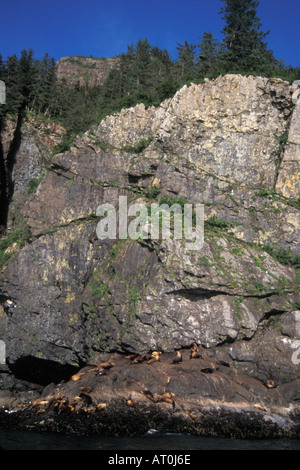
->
[27, 347, 276, 419]
[172, 344, 231, 373]
[140, 390, 175, 408]
[28, 362, 116, 415]
[172, 345, 219, 373]
[126, 343, 230, 372]
[30, 389, 108, 415]
[126, 351, 161, 364]
[70, 361, 115, 381]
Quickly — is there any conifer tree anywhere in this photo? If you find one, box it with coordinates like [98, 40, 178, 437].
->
[196, 31, 221, 76]
[131, 38, 152, 92]
[0, 54, 4, 80]
[5, 54, 22, 114]
[220, 0, 275, 72]
[33, 53, 56, 114]
[18, 48, 37, 109]
[176, 40, 197, 81]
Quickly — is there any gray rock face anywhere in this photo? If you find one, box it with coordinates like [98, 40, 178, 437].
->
[276, 88, 300, 199]
[0, 75, 299, 420]
[55, 56, 119, 87]
[0, 115, 65, 230]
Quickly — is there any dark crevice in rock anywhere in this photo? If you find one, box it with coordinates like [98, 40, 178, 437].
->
[50, 162, 71, 173]
[167, 287, 289, 301]
[33, 214, 98, 240]
[0, 113, 23, 228]
[259, 308, 287, 323]
[5, 113, 23, 204]
[273, 121, 292, 191]
[167, 288, 227, 300]
[9, 356, 80, 387]
[50, 169, 73, 181]
[128, 174, 152, 185]
[0, 120, 8, 228]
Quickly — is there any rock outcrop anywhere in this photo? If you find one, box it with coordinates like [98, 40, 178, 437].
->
[55, 56, 119, 87]
[0, 74, 299, 437]
[276, 89, 300, 199]
[0, 114, 65, 230]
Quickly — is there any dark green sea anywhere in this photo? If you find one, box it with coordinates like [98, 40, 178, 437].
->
[0, 427, 300, 451]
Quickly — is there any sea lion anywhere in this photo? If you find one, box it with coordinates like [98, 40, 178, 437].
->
[131, 355, 141, 364]
[140, 390, 175, 408]
[96, 403, 108, 411]
[98, 362, 115, 369]
[78, 406, 90, 414]
[47, 394, 65, 408]
[147, 351, 161, 364]
[253, 404, 266, 411]
[265, 379, 276, 389]
[57, 397, 71, 413]
[126, 399, 137, 407]
[131, 353, 150, 364]
[71, 372, 85, 382]
[71, 396, 84, 405]
[80, 386, 93, 393]
[161, 392, 176, 409]
[216, 360, 230, 368]
[172, 350, 182, 364]
[125, 354, 137, 360]
[162, 392, 175, 400]
[190, 350, 202, 359]
[201, 367, 214, 374]
[185, 411, 198, 422]
[31, 397, 49, 407]
[140, 390, 155, 401]
[141, 390, 161, 403]
[189, 343, 202, 359]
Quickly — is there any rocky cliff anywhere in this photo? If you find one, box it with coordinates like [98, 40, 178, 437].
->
[55, 56, 119, 87]
[0, 74, 299, 437]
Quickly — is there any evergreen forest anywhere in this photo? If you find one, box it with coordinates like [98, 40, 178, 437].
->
[0, 0, 299, 143]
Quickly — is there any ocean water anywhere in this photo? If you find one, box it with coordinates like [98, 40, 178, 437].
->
[0, 428, 300, 451]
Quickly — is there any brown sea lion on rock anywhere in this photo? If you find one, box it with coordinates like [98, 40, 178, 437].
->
[140, 390, 156, 401]
[161, 392, 176, 408]
[172, 350, 182, 364]
[140, 390, 175, 408]
[98, 362, 115, 369]
[189, 343, 202, 359]
[80, 386, 93, 393]
[71, 372, 85, 382]
[126, 399, 138, 407]
[31, 397, 49, 407]
[265, 379, 276, 389]
[96, 403, 109, 411]
[190, 350, 202, 359]
[131, 353, 151, 364]
[147, 351, 161, 364]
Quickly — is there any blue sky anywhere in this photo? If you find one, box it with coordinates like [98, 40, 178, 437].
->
[0, 0, 299, 66]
